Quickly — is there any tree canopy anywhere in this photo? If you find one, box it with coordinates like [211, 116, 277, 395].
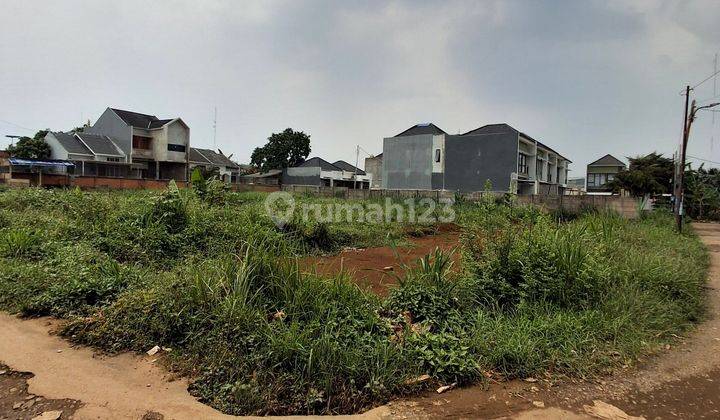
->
[684, 164, 720, 220]
[250, 128, 311, 172]
[7, 130, 52, 159]
[607, 152, 674, 196]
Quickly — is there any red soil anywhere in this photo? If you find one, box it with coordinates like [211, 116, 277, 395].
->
[303, 224, 461, 296]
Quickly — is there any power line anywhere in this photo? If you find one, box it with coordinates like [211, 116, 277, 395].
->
[0, 119, 34, 132]
[691, 68, 720, 91]
[686, 154, 720, 165]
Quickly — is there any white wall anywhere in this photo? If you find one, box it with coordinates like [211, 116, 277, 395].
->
[44, 133, 70, 160]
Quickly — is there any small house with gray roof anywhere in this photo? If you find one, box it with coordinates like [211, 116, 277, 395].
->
[281, 157, 371, 188]
[45, 131, 130, 177]
[189, 148, 241, 183]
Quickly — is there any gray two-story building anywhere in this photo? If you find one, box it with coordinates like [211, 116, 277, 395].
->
[381, 123, 570, 195]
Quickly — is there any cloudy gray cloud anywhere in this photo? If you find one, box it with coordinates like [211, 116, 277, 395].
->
[1, 0, 719, 173]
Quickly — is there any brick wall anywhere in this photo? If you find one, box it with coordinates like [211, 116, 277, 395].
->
[13, 174, 188, 190]
[71, 176, 187, 190]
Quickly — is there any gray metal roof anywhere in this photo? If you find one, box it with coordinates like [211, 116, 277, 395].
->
[51, 132, 92, 155]
[189, 148, 208, 164]
[462, 123, 571, 162]
[394, 123, 447, 137]
[332, 160, 366, 175]
[109, 108, 175, 129]
[190, 148, 239, 169]
[110, 108, 159, 128]
[149, 119, 173, 128]
[298, 157, 341, 171]
[588, 154, 626, 167]
[76, 133, 125, 157]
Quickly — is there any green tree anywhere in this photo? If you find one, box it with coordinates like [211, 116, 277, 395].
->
[684, 164, 720, 220]
[7, 130, 52, 159]
[607, 152, 674, 197]
[250, 128, 311, 172]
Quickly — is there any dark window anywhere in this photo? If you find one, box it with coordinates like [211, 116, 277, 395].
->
[132, 135, 152, 150]
[434, 148, 441, 163]
[518, 153, 528, 174]
[167, 144, 186, 153]
[107, 157, 122, 162]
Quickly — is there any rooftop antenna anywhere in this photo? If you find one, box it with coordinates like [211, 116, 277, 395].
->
[213, 106, 217, 151]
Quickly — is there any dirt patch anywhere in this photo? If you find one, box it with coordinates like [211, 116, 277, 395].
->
[0, 314, 242, 420]
[606, 368, 720, 419]
[303, 224, 461, 296]
[0, 363, 81, 420]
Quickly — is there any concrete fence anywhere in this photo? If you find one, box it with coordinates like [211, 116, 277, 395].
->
[278, 185, 641, 219]
[0, 176, 640, 219]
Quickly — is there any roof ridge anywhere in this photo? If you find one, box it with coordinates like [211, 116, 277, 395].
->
[588, 154, 625, 167]
[110, 108, 158, 119]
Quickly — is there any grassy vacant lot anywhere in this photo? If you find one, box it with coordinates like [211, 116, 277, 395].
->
[0, 185, 709, 415]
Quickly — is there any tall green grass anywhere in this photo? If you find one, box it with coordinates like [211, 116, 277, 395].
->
[0, 187, 709, 415]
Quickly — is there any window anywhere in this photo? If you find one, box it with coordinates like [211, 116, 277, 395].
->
[536, 158, 543, 179]
[588, 173, 610, 187]
[168, 144, 186, 153]
[107, 157, 122, 162]
[518, 153, 528, 174]
[132, 135, 152, 150]
[98, 164, 122, 178]
[434, 148, 441, 163]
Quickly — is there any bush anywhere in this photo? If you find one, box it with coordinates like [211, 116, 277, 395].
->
[0, 228, 44, 260]
[463, 219, 609, 309]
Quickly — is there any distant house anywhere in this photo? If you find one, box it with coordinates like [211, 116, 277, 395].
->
[364, 153, 382, 189]
[45, 131, 129, 177]
[586, 154, 626, 193]
[239, 169, 283, 185]
[84, 108, 190, 180]
[382, 123, 571, 195]
[282, 157, 371, 188]
[189, 148, 240, 183]
[567, 177, 586, 191]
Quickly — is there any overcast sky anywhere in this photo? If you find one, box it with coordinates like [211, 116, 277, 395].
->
[1, 0, 720, 174]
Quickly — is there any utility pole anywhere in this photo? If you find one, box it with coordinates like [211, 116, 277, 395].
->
[675, 85, 690, 232]
[675, 92, 720, 232]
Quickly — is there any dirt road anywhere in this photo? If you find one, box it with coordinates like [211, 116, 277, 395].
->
[1, 223, 719, 419]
